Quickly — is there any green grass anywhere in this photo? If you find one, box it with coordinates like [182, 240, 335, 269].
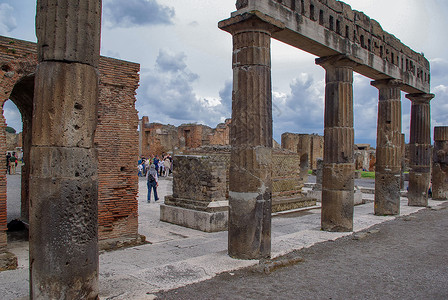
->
[360, 171, 375, 179]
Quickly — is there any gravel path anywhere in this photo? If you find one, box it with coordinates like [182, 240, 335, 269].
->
[156, 203, 448, 300]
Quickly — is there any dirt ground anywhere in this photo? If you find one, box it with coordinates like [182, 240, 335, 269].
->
[156, 202, 448, 300]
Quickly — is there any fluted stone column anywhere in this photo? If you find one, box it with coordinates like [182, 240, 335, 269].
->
[371, 79, 402, 215]
[316, 55, 357, 232]
[432, 127, 448, 200]
[406, 93, 434, 207]
[30, 1, 101, 298]
[219, 15, 284, 259]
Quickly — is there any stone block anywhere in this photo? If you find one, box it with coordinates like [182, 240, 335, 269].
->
[322, 163, 355, 191]
[321, 189, 354, 232]
[0, 251, 18, 271]
[32, 62, 98, 148]
[160, 204, 228, 233]
[36, 0, 101, 66]
[374, 172, 401, 215]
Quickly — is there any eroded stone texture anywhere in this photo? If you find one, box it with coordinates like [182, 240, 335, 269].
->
[36, 0, 102, 66]
[432, 127, 448, 200]
[30, 0, 101, 298]
[406, 93, 434, 207]
[219, 15, 283, 259]
[371, 79, 402, 215]
[317, 55, 356, 232]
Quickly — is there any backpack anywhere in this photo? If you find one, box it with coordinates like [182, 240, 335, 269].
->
[148, 173, 155, 182]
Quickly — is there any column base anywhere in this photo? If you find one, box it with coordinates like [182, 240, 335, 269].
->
[375, 172, 401, 215]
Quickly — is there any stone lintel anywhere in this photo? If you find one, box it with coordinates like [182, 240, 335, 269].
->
[434, 126, 448, 141]
[219, 11, 285, 35]
[371, 78, 403, 89]
[406, 93, 435, 103]
[315, 54, 362, 69]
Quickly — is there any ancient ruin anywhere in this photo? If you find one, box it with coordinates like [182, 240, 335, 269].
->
[161, 146, 315, 232]
[219, 0, 432, 259]
[0, 26, 141, 273]
[432, 127, 448, 200]
[138, 117, 231, 156]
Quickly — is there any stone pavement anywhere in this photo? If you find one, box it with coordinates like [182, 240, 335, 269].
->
[0, 175, 446, 299]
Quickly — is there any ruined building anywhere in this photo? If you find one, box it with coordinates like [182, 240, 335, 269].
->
[219, 0, 433, 259]
[0, 35, 141, 270]
[138, 117, 232, 156]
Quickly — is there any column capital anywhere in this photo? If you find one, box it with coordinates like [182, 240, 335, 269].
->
[219, 11, 285, 35]
[315, 54, 362, 69]
[406, 93, 435, 103]
[371, 79, 403, 89]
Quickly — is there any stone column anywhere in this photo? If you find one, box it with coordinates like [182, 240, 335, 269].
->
[316, 55, 357, 232]
[371, 79, 402, 215]
[30, 1, 101, 299]
[406, 93, 434, 207]
[432, 127, 448, 200]
[219, 15, 282, 259]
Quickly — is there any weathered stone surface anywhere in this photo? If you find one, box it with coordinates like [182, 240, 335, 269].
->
[36, 0, 101, 66]
[32, 62, 98, 148]
[0, 36, 141, 249]
[30, 0, 101, 297]
[160, 205, 228, 233]
[372, 79, 402, 215]
[432, 127, 448, 200]
[317, 55, 355, 232]
[281, 133, 323, 170]
[224, 0, 430, 93]
[0, 251, 18, 271]
[221, 17, 275, 259]
[29, 147, 98, 298]
[406, 93, 434, 207]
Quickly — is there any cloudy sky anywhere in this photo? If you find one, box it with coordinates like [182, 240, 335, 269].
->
[1, 0, 447, 146]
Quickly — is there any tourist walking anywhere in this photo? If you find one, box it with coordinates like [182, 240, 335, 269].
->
[146, 164, 159, 202]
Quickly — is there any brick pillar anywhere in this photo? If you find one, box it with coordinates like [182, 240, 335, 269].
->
[219, 16, 283, 259]
[371, 79, 402, 215]
[316, 55, 357, 232]
[30, 1, 101, 298]
[406, 93, 434, 207]
[432, 127, 448, 200]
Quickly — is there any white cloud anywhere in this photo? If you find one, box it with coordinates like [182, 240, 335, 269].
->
[0, 3, 17, 35]
[3, 100, 22, 132]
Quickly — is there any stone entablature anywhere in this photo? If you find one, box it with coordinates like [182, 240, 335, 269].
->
[231, 0, 430, 94]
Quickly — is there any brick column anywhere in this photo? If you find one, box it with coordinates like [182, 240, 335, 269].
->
[219, 15, 283, 259]
[406, 93, 434, 207]
[30, 1, 101, 298]
[316, 55, 357, 232]
[371, 79, 402, 215]
[432, 127, 448, 200]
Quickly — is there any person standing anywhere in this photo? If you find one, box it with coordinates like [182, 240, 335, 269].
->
[9, 152, 17, 175]
[146, 164, 159, 203]
[6, 152, 11, 174]
[163, 157, 171, 177]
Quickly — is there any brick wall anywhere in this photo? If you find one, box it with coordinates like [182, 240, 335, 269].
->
[0, 36, 140, 248]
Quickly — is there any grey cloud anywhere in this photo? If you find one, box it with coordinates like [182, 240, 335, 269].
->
[104, 0, 175, 28]
[137, 50, 230, 127]
[0, 4, 17, 34]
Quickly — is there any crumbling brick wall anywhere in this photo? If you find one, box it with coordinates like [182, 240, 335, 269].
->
[139, 118, 232, 156]
[0, 36, 140, 248]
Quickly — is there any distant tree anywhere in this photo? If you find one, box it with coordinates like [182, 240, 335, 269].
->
[5, 126, 16, 134]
